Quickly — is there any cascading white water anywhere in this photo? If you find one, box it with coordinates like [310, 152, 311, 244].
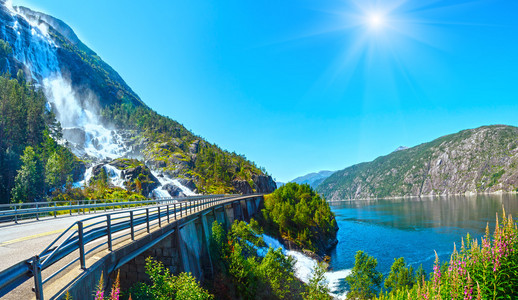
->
[104, 165, 126, 189]
[1, 7, 129, 162]
[2, 5, 194, 195]
[150, 171, 197, 198]
[261, 234, 350, 299]
[43, 76, 130, 160]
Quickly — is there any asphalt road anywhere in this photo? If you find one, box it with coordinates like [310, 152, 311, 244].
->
[0, 212, 112, 271]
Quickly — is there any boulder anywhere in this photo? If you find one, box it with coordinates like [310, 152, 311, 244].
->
[162, 184, 186, 198]
[232, 180, 253, 195]
[178, 178, 196, 191]
[122, 165, 159, 195]
[91, 163, 106, 178]
[71, 161, 86, 182]
[252, 174, 277, 193]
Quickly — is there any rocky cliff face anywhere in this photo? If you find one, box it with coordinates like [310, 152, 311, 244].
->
[318, 125, 518, 200]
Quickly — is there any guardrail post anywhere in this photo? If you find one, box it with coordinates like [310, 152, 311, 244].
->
[107, 215, 112, 251]
[146, 208, 150, 233]
[31, 255, 44, 300]
[53, 202, 57, 218]
[158, 207, 161, 227]
[78, 221, 86, 270]
[130, 211, 135, 240]
[174, 203, 177, 220]
[36, 203, 39, 220]
[167, 205, 170, 223]
[180, 203, 182, 218]
[69, 200, 72, 215]
[14, 205, 18, 223]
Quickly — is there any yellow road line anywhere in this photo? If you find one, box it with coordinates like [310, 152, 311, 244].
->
[0, 220, 100, 246]
[0, 227, 71, 246]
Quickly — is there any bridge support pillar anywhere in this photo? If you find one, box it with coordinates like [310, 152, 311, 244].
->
[116, 232, 180, 291]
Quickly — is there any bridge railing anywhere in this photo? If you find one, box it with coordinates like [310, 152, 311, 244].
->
[0, 195, 227, 223]
[0, 194, 247, 300]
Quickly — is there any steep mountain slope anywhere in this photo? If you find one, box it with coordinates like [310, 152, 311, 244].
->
[0, 2, 275, 202]
[290, 170, 335, 189]
[317, 125, 518, 200]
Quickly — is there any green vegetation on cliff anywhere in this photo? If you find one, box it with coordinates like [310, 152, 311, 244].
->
[101, 103, 268, 194]
[261, 183, 338, 255]
[318, 125, 518, 200]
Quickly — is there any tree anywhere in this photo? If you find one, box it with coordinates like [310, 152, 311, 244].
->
[384, 257, 414, 293]
[11, 146, 43, 203]
[414, 264, 426, 284]
[257, 247, 296, 299]
[45, 152, 62, 189]
[345, 250, 382, 300]
[303, 262, 332, 300]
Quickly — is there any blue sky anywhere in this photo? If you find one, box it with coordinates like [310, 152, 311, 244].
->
[12, 0, 518, 182]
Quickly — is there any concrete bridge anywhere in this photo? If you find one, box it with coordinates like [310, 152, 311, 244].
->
[0, 194, 264, 300]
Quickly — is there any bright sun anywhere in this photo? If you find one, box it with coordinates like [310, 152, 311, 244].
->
[368, 13, 385, 29]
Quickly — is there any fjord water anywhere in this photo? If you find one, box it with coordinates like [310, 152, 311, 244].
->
[327, 194, 518, 294]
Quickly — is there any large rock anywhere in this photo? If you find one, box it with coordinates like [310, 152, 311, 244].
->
[121, 165, 159, 195]
[252, 174, 277, 193]
[232, 180, 253, 195]
[91, 163, 106, 178]
[162, 184, 186, 198]
[178, 178, 196, 191]
[71, 161, 86, 182]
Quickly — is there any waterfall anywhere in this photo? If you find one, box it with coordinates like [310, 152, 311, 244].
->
[261, 234, 350, 299]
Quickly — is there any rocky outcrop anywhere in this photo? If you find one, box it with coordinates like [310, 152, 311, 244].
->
[161, 184, 186, 198]
[232, 175, 277, 194]
[89, 159, 159, 195]
[232, 180, 253, 194]
[178, 178, 196, 192]
[318, 125, 518, 200]
[71, 161, 86, 182]
[120, 165, 159, 195]
[252, 174, 277, 193]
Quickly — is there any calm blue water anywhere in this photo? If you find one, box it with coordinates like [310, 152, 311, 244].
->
[327, 194, 518, 294]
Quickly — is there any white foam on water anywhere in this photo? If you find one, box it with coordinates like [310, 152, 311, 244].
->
[44, 76, 129, 160]
[104, 164, 125, 189]
[261, 234, 349, 299]
[150, 171, 196, 198]
[74, 166, 93, 188]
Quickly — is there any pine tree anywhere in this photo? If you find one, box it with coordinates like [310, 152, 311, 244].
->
[11, 146, 44, 203]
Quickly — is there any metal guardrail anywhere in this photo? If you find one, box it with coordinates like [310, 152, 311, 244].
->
[0, 195, 227, 223]
[0, 194, 246, 300]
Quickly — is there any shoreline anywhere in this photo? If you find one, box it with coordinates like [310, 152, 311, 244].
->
[326, 190, 518, 202]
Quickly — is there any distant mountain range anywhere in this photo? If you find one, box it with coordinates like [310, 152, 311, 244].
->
[317, 125, 518, 200]
[290, 170, 335, 189]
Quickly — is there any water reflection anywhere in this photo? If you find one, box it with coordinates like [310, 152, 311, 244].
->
[327, 194, 518, 293]
[331, 194, 518, 234]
